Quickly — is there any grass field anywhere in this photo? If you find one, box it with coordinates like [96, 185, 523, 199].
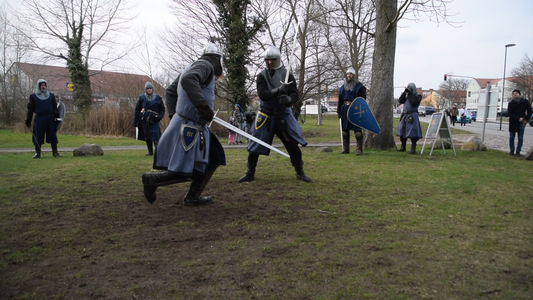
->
[0, 115, 531, 299]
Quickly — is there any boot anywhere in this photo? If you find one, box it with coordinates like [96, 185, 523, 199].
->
[397, 138, 407, 152]
[183, 172, 213, 206]
[32, 144, 41, 159]
[355, 132, 363, 155]
[146, 140, 154, 156]
[238, 157, 257, 183]
[141, 171, 191, 204]
[52, 144, 62, 157]
[295, 165, 312, 183]
[238, 166, 256, 183]
[356, 139, 363, 156]
[340, 131, 350, 154]
[409, 143, 417, 154]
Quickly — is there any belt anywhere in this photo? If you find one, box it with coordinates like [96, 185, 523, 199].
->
[36, 113, 53, 116]
[259, 107, 284, 116]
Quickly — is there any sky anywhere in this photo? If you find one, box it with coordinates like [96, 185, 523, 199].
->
[394, 0, 533, 96]
[4, 0, 532, 98]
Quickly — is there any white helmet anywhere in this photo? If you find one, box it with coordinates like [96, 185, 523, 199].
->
[346, 67, 356, 75]
[203, 43, 223, 57]
[264, 46, 282, 70]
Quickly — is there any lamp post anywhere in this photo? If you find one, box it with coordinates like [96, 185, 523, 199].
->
[499, 43, 516, 130]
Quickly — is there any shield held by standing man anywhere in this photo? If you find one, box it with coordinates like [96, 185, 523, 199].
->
[347, 97, 381, 135]
[56, 101, 66, 132]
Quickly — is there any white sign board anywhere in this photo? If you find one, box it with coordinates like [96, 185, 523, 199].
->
[306, 104, 319, 115]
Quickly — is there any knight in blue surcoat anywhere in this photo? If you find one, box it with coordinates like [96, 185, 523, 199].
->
[141, 43, 226, 206]
[337, 67, 367, 155]
[25, 79, 62, 158]
[396, 82, 423, 154]
[238, 46, 312, 183]
[133, 82, 165, 156]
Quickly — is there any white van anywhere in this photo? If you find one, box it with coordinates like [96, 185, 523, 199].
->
[417, 106, 426, 117]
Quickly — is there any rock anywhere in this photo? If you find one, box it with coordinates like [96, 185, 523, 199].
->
[525, 147, 533, 160]
[73, 143, 104, 156]
[435, 138, 452, 149]
[460, 136, 487, 151]
[315, 146, 333, 152]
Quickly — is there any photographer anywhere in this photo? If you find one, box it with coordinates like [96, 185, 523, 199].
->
[396, 83, 423, 154]
[134, 82, 165, 156]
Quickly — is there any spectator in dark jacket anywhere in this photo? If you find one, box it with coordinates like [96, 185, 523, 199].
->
[507, 89, 532, 157]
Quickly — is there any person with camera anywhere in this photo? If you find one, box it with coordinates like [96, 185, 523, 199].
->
[396, 83, 423, 154]
[133, 82, 165, 156]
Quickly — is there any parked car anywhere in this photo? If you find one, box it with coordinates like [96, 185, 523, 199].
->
[424, 106, 435, 115]
[497, 109, 508, 117]
[470, 110, 477, 122]
[457, 114, 472, 123]
[418, 106, 426, 117]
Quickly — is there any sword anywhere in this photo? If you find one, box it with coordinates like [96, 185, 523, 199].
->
[282, 20, 300, 84]
[209, 110, 290, 158]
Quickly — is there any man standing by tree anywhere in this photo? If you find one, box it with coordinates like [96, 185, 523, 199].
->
[238, 46, 312, 183]
[337, 67, 367, 155]
[507, 89, 532, 157]
[25, 79, 61, 158]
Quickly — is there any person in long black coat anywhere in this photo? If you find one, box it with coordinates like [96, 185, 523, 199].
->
[507, 89, 532, 157]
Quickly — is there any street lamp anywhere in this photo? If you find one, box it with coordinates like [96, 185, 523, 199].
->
[499, 43, 516, 130]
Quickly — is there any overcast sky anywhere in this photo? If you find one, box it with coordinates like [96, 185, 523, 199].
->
[5, 0, 532, 98]
[394, 0, 533, 96]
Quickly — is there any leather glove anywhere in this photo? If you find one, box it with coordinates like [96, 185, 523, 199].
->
[272, 83, 291, 96]
[195, 100, 214, 122]
[133, 120, 139, 127]
[279, 95, 293, 107]
[25, 119, 31, 128]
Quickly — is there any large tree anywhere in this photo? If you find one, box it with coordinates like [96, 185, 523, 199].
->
[511, 54, 533, 103]
[213, 0, 263, 108]
[18, 0, 130, 117]
[366, 0, 456, 150]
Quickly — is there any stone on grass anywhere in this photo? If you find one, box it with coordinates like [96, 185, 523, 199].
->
[525, 147, 533, 160]
[460, 136, 486, 151]
[315, 147, 333, 152]
[73, 143, 104, 156]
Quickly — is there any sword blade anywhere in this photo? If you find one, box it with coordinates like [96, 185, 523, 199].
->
[211, 116, 290, 158]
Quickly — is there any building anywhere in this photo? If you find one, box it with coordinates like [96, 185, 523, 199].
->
[8, 62, 165, 112]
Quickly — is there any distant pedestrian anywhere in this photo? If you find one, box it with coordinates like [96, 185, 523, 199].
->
[396, 82, 423, 154]
[25, 79, 62, 158]
[232, 104, 245, 144]
[134, 82, 165, 156]
[228, 116, 237, 145]
[449, 104, 458, 126]
[458, 105, 468, 127]
[507, 89, 532, 157]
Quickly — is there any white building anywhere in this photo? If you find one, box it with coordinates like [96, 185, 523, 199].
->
[466, 78, 517, 112]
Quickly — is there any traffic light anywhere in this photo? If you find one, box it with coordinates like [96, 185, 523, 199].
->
[444, 74, 447, 81]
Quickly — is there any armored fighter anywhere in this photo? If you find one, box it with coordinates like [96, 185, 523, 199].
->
[238, 46, 312, 183]
[141, 43, 226, 206]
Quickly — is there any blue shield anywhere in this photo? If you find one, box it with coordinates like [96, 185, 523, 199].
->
[347, 97, 381, 134]
[180, 123, 200, 152]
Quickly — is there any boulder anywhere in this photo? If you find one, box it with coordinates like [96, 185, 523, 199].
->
[315, 146, 333, 152]
[73, 143, 104, 156]
[525, 147, 533, 160]
[460, 136, 487, 151]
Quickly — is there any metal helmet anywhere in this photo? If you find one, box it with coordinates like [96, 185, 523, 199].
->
[346, 67, 356, 75]
[264, 46, 282, 70]
[203, 43, 223, 57]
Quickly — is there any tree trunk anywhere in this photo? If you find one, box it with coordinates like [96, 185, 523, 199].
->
[366, 0, 397, 150]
